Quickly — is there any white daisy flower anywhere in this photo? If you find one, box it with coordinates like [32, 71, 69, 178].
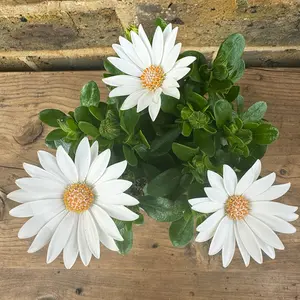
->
[8, 137, 139, 269]
[189, 160, 298, 268]
[102, 24, 196, 121]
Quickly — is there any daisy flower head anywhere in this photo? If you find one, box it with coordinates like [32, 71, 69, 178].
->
[8, 137, 139, 269]
[102, 24, 196, 121]
[189, 160, 298, 268]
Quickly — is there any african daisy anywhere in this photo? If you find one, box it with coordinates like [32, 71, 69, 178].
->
[102, 24, 196, 121]
[8, 137, 139, 269]
[189, 160, 298, 268]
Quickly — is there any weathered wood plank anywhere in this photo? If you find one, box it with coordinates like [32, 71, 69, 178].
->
[0, 69, 299, 300]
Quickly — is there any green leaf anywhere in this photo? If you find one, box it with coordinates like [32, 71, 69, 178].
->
[225, 86, 240, 102]
[78, 121, 99, 138]
[242, 101, 267, 123]
[230, 59, 245, 82]
[214, 100, 232, 128]
[172, 143, 198, 161]
[99, 110, 120, 140]
[188, 182, 206, 199]
[182, 121, 192, 137]
[169, 214, 194, 247]
[74, 106, 93, 123]
[236, 95, 244, 115]
[203, 125, 217, 134]
[45, 129, 67, 141]
[89, 105, 105, 121]
[194, 129, 215, 156]
[57, 118, 71, 133]
[210, 79, 232, 92]
[80, 81, 100, 107]
[161, 94, 180, 116]
[252, 124, 279, 145]
[155, 17, 168, 30]
[150, 127, 181, 154]
[188, 111, 209, 129]
[66, 118, 78, 131]
[142, 163, 160, 181]
[123, 144, 138, 166]
[139, 130, 150, 149]
[54, 139, 72, 153]
[213, 64, 228, 80]
[39, 109, 66, 127]
[139, 195, 183, 222]
[183, 84, 207, 110]
[248, 143, 268, 159]
[181, 107, 193, 120]
[236, 129, 252, 145]
[115, 221, 133, 254]
[147, 168, 181, 197]
[120, 108, 140, 135]
[104, 60, 123, 75]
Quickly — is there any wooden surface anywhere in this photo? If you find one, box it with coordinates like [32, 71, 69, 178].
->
[0, 69, 299, 300]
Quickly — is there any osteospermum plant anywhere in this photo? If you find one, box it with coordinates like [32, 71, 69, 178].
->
[9, 18, 298, 268]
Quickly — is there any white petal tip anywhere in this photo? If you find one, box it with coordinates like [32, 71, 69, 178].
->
[27, 247, 36, 253]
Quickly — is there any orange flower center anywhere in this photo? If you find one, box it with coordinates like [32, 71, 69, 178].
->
[225, 195, 250, 220]
[140, 65, 165, 91]
[63, 183, 94, 213]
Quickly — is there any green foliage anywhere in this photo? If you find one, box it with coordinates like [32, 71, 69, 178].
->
[39, 27, 280, 253]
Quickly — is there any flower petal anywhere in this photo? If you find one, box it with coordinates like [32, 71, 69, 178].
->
[223, 165, 237, 196]
[8, 189, 43, 203]
[18, 205, 65, 239]
[131, 31, 151, 68]
[162, 27, 178, 65]
[162, 78, 179, 89]
[256, 236, 275, 259]
[47, 212, 76, 264]
[208, 216, 231, 255]
[63, 215, 79, 269]
[138, 24, 153, 62]
[161, 43, 182, 73]
[207, 170, 224, 190]
[243, 172, 276, 199]
[77, 214, 92, 266]
[252, 212, 296, 234]
[10, 199, 63, 218]
[152, 26, 164, 65]
[103, 75, 141, 87]
[162, 23, 172, 41]
[112, 44, 131, 61]
[109, 85, 142, 98]
[167, 67, 190, 80]
[234, 223, 250, 267]
[86, 149, 111, 186]
[277, 213, 299, 222]
[23, 163, 65, 184]
[148, 97, 161, 121]
[96, 193, 139, 206]
[236, 219, 262, 264]
[174, 56, 196, 68]
[37, 150, 68, 183]
[222, 220, 235, 268]
[75, 137, 91, 182]
[204, 187, 228, 203]
[93, 179, 132, 197]
[97, 226, 119, 251]
[196, 208, 225, 231]
[90, 204, 123, 241]
[90, 141, 99, 164]
[189, 197, 209, 206]
[98, 160, 127, 183]
[137, 92, 152, 113]
[121, 90, 146, 110]
[251, 201, 298, 216]
[235, 160, 261, 195]
[162, 87, 180, 99]
[250, 183, 291, 201]
[245, 214, 284, 250]
[192, 201, 223, 214]
[108, 57, 142, 77]
[83, 210, 100, 259]
[99, 204, 139, 221]
[56, 146, 78, 183]
[28, 210, 68, 253]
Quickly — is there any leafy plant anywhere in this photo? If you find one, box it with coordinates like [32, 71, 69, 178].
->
[39, 19, 279, 253]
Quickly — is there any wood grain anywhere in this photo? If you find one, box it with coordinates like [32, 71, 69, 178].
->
[0, 69, 299, 299]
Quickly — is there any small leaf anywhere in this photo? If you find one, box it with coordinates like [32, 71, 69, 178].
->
[99, 110, 121, 140]
[236, 95, 244, 115]
[39, 109, 66, 127]
[147, 168, 181, 197]
[139, 130, 150, 149]
[242, 101, 267, 123]
[89, 105, 105, 121]
[252, 124, 279, 145]
[80, 81, 100, 107]
[236, 129, 252, 145]
[142, 163, 160, 181]
[115, 220, 133, 254]
[172, 143, 198, 161]
[213, 64, 228, 80]
[120, 108, 140, 135]
[139, 195, 183, 222]
[66, 118, 78, 131]
[161, 94, 180, 116]
[169, 214, 194, 247]
[74, 106, 94, 123]
[123, 144, 138, 166]
[188, 111, 209, 129]
[78, 121, 99, 138]
[182, 121, 192, 137]
[155, 17, 168, 30]
[225, 86, 240, 102]
[194, 129, 215, 156]
[210, 79, 232, 92]
[214, 100, 232, 128]
[46, 129, 67, 141]
[181, 107, 193, 120]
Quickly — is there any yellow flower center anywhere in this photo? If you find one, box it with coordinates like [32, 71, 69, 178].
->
[140, 65, 165, 91]
[63, 183, 94, 213]
[225, 195, 250, 220]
